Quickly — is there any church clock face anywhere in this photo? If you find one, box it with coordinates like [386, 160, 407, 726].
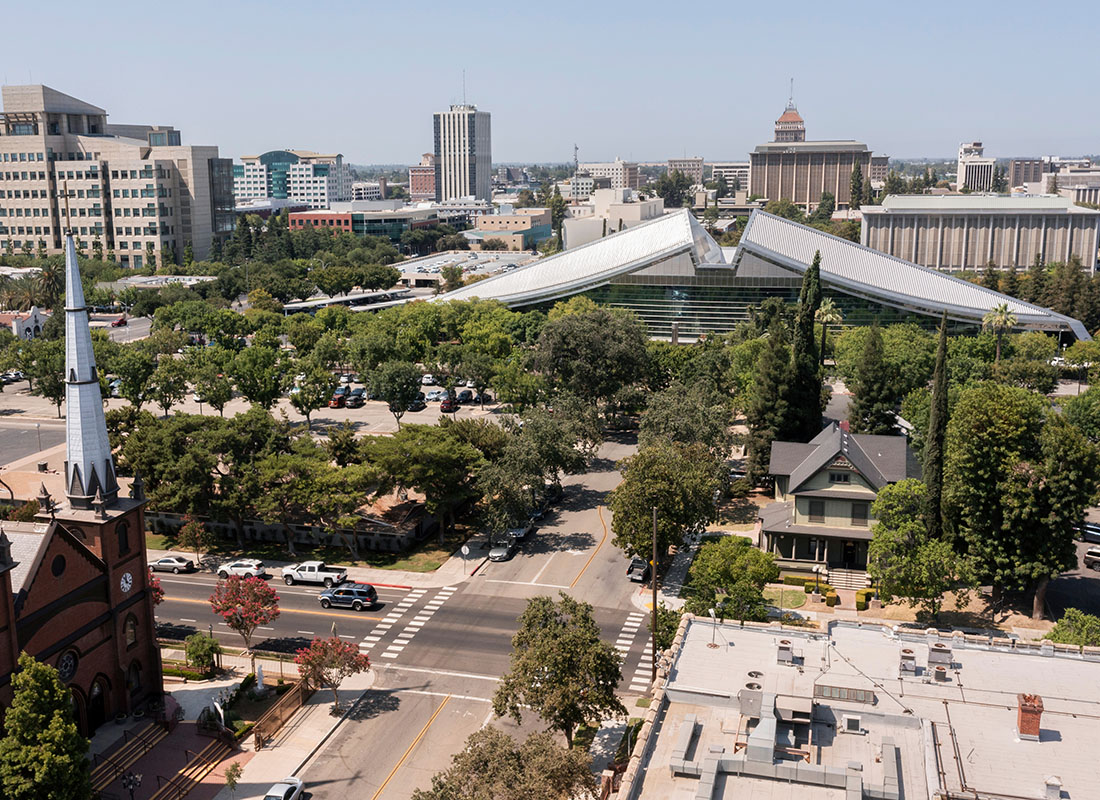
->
[120, 572, 133, 593]
[57, 651, 77, 682]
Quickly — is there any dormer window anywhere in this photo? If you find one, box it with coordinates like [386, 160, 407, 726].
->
[829, 472, 850, 484]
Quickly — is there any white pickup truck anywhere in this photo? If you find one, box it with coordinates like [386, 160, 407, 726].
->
[281, 561, 348, 587]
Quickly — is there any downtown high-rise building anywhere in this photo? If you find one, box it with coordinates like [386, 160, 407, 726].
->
[433, 104, 491, 202]
[0, 84, 234, 266]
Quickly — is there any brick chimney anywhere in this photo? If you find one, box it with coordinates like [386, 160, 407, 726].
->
[1017, 693, 1043, 741]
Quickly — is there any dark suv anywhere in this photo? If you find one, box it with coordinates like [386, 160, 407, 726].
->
[345, 387, 366, 408]
[318, 583, 378, 611]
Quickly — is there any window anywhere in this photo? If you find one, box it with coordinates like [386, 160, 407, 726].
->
[808, 500, 825, 523]
[829, 472, 850, 484]
[117, 521, 130, 555]
[124, 614, 138, 648]
[813, 684, 874, 704]
[51, 554, 66, 577]
[851, 503, 869, 527]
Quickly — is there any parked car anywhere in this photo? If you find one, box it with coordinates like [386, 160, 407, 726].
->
[455, 389, 474, 405]
[111, 316, 127, 327]
[489, 536, 518, 562]
[217, 559, 265, 579]
[508, 522, 534, 541]
[282, 561, 348, 587]
[465, 379, 477, 388]
[421, 373, 435, 385]
[319, 583, 378, 611]
[407, 397, 427, 412]
[345, 387, 366, 408]
[440, 397, 459, 413]
[109, 379, 122, 398]
[474, 391, 493, 405]
[150, 556, 195, 574]
[339, 374, 353, 385]
[627, 557, 651, 583]
[263, 777, 304, 800]
[1077, 522, 1100, 544]
[425, 389, 446, 402]
[1085, 547, 1100, 570]
[329, 386, 349, 408]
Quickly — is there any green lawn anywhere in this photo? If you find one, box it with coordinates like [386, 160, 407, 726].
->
[146, 523, 475, 573]
[763, 587, 807, 609]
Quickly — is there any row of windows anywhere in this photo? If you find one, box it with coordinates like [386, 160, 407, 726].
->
[807, 500, 869, 526]
[813, 685, 874, 704]
[0, 171, 48, 181]
[1, 152, 45, 162]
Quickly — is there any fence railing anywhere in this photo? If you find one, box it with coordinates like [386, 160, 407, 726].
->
[252, 680, 314, 750]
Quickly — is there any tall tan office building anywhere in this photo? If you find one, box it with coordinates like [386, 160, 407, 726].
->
[433, 104, 491, 202]
[749, 102, 873, 211]
[0, 85, 233, 266]
[578, 158, 640, 191]
[861, 195, 1100, 273]
[667, 157, 704, 185]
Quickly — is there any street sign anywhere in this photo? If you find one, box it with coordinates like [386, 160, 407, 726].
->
[461, 545, 470, 556]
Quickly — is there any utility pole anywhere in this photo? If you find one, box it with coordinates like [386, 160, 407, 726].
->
[651, 505, 658, 684]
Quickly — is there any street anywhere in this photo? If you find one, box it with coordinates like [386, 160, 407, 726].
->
[151, 436, 653, 798]
[0, 418, 65, 466]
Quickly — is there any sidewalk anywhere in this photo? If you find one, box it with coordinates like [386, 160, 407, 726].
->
[628, 532, 704, 614]
[208, 669, 377, 800]
[149, 547, 476, 590]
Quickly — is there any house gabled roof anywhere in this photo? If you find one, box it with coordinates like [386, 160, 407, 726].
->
[769, 423, 918, 492]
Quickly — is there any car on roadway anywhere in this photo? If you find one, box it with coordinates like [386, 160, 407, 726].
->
[455, 389, 474, 405]
[318, 583, 378, 611]
[217, 559, 265, 579]
[507, 522, 534, 541]
[440, 396, 459, 413]
[489, 536, 518, 562]
[1077, 522, 1100, 544]
[345, 387, 366, 408]
[465, 379, 477, 388]
[425, 388, 446, 402]
[407, 396, 427, 412]
[150, 555, 195, 574]
[1085, 547, 1100, 571]
[627, 557, 651, 583]
[263, 777, 304, 800]
[329, 386, 348, 408]
[282, 560, 348, 587]
[421, 373, 435, 385]
[111, 316, 127, 327]
[474, 391, 493, 405]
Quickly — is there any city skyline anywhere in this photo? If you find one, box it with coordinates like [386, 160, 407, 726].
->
[4, 0, 1098, 165]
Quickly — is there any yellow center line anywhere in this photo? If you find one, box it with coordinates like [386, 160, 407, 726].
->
[164, 596, 383, 622]
[571, 505, 608, 589]
[371, 694, 451, 800]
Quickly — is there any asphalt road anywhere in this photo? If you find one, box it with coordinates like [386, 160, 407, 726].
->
[1047, 540, 1100, 618]
[0, 419, 66, 467]
[96, 314, 152, 343]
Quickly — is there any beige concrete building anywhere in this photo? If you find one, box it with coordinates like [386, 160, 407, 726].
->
[710, 161, 749, 192]
[861, 195, 1100, 273]
[562, 188, 664, 249]
[577, 158, 640, 191]
[433, 104, 491, 202]
[1009, 158, 1044, 187]
[667, 157, 704, 185]
[0, 85, 233, 266]
[957, 141, 995, 192]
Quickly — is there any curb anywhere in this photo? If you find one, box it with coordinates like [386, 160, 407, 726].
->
[367, 582, 413, 590]
[290, 671, 377, 777]
[468, 557, 490, 577]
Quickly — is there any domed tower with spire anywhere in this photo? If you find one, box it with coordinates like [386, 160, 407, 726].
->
[774, 79, 806, 143]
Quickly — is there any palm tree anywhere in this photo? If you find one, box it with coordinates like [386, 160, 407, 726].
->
[982, 303, 1017, 363]
[36, 263, 63, 310]
[10, 276, 39, 311]
[815, 297, 843, 365]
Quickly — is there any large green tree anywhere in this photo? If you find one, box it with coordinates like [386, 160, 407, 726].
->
[493, 594, 625, 747]
[231, 345, 284, 409]
[923, 313, 949, 539]
[744, 319, 790, 482]
[609, 440, 720, 558]
[787, 250, 824, 440]
[370, 359, 423, 428]
[0, 653, 92, 800]
[847, 322, 896, 434]
[412, 727, 595, 800]
[638, 382, 735, 461]
[683, 535, 778, 623]
[289, 366, 337, 430]
[849, 162, 864, 210]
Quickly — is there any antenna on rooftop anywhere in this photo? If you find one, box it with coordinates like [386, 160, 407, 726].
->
[462, 69, 466, 105]
[788, 77, 795, 107]
[573, 144, 579, 176]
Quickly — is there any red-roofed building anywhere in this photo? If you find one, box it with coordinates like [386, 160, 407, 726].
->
[774, 102, 806, 143]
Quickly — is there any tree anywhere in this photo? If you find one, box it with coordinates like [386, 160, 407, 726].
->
[294, 636, 371, 709]
[26, 338, 65, 417]
[811, 191, 835, 224]
[744, 319, 790, 482]
[412, 727, 595, 800]
[247, 287, 284, 313]
[1000, 263, 1019, 298]
[231, 345, 284, 409]
[209, 575, 280, 671]
[514, 188, 537, 208]
[683, 536, 778, 623]
[849, 162, 864, 210]
[638, 382, 734, 461]
[224, 762, 243, 800]
[150, 355, 189, 417]
[356, 263, 401, 291]
[493, 594, 625, 746]
[981, 302, 1016, 363]
[184, 632, 222, 672]
[481, 238, 508, 251]
[370, 359, 423, 428]
[147, 568, 164, 606]
[192, 361, 233, 416]
[176, 515, 218, 567]
[439, 264, 465, 294]
[981, 260, 1000, 290]
[549, 185, 567, 237]
[788, 250, 824, 440]
[847, 322, 896, 434]
[289, 367, 337, 430]
[923, 313, 949, 540]
[1044, 608, 1100, 647]
[763, 198, 805, 223]
[815, 297, 842, 365]
[0, 653, 92, 800]
[867, 480, 968, 618]
[650, 603, 682, 651]
[609, 440, 720, 558]
[1025, 254, 1047, 305]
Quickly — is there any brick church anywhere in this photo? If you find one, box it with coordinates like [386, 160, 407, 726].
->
[0, 232, 161, 735]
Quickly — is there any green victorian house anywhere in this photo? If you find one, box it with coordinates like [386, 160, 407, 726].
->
[757, 422, 919, 589]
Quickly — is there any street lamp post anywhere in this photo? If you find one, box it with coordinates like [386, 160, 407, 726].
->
[35, 422, 41, 452]
[651, 506, 658, 684]
[121, 771, 142, 800]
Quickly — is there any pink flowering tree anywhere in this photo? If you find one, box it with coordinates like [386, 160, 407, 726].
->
[147, 567, 164, 607]
[294, 637, 371, 709]
[210, 575, 280, 673]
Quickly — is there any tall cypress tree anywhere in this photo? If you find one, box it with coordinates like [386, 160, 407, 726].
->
[923, 312, 949, 540]
[1000, 263, 1019, 298]
[1026, 254, 1047, 305]
[787, 251, 823, 440]
[981, 260, 999, 290]
[848, 321, 895, 435]
[746, 319, 791, 483]
[850, 163, 864, 210]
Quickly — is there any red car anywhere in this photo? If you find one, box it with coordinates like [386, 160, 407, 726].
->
[111, 316, 127, 327]
[329, 386, 348, 408]
[440, 397, 458, 413]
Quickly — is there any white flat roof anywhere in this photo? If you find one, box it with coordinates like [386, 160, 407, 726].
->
[866, 194, 1100, 214]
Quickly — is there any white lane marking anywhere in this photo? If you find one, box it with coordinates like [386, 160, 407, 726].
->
[484, 579, 570, 589]
[259, 626, 275, 631]
[530, 552, 555, 584]
[380, 652, 399, 659]
[339, 635, 356, 640]
[297, 630, 315, 635]
[179, 618, 196, 623]
[375, 664, 500, 682]
[401, 689, 491, 703]
[412, 615, 431, 622]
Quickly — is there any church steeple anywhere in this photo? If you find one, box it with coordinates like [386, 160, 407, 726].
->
[63, 229, 118, 509]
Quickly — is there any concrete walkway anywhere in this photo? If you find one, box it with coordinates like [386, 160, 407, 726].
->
[628, 531, 707, 614]
[148, 547, 476, 590]
[589, 719, 627, 775]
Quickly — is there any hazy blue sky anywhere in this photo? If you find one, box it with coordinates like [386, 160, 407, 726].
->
[5, 0, 1097, 165]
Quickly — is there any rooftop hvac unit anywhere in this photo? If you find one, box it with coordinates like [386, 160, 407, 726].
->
[928, 641, 953, 666]
[899, 647, 917, 674]
[841, 714, 864, 735]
